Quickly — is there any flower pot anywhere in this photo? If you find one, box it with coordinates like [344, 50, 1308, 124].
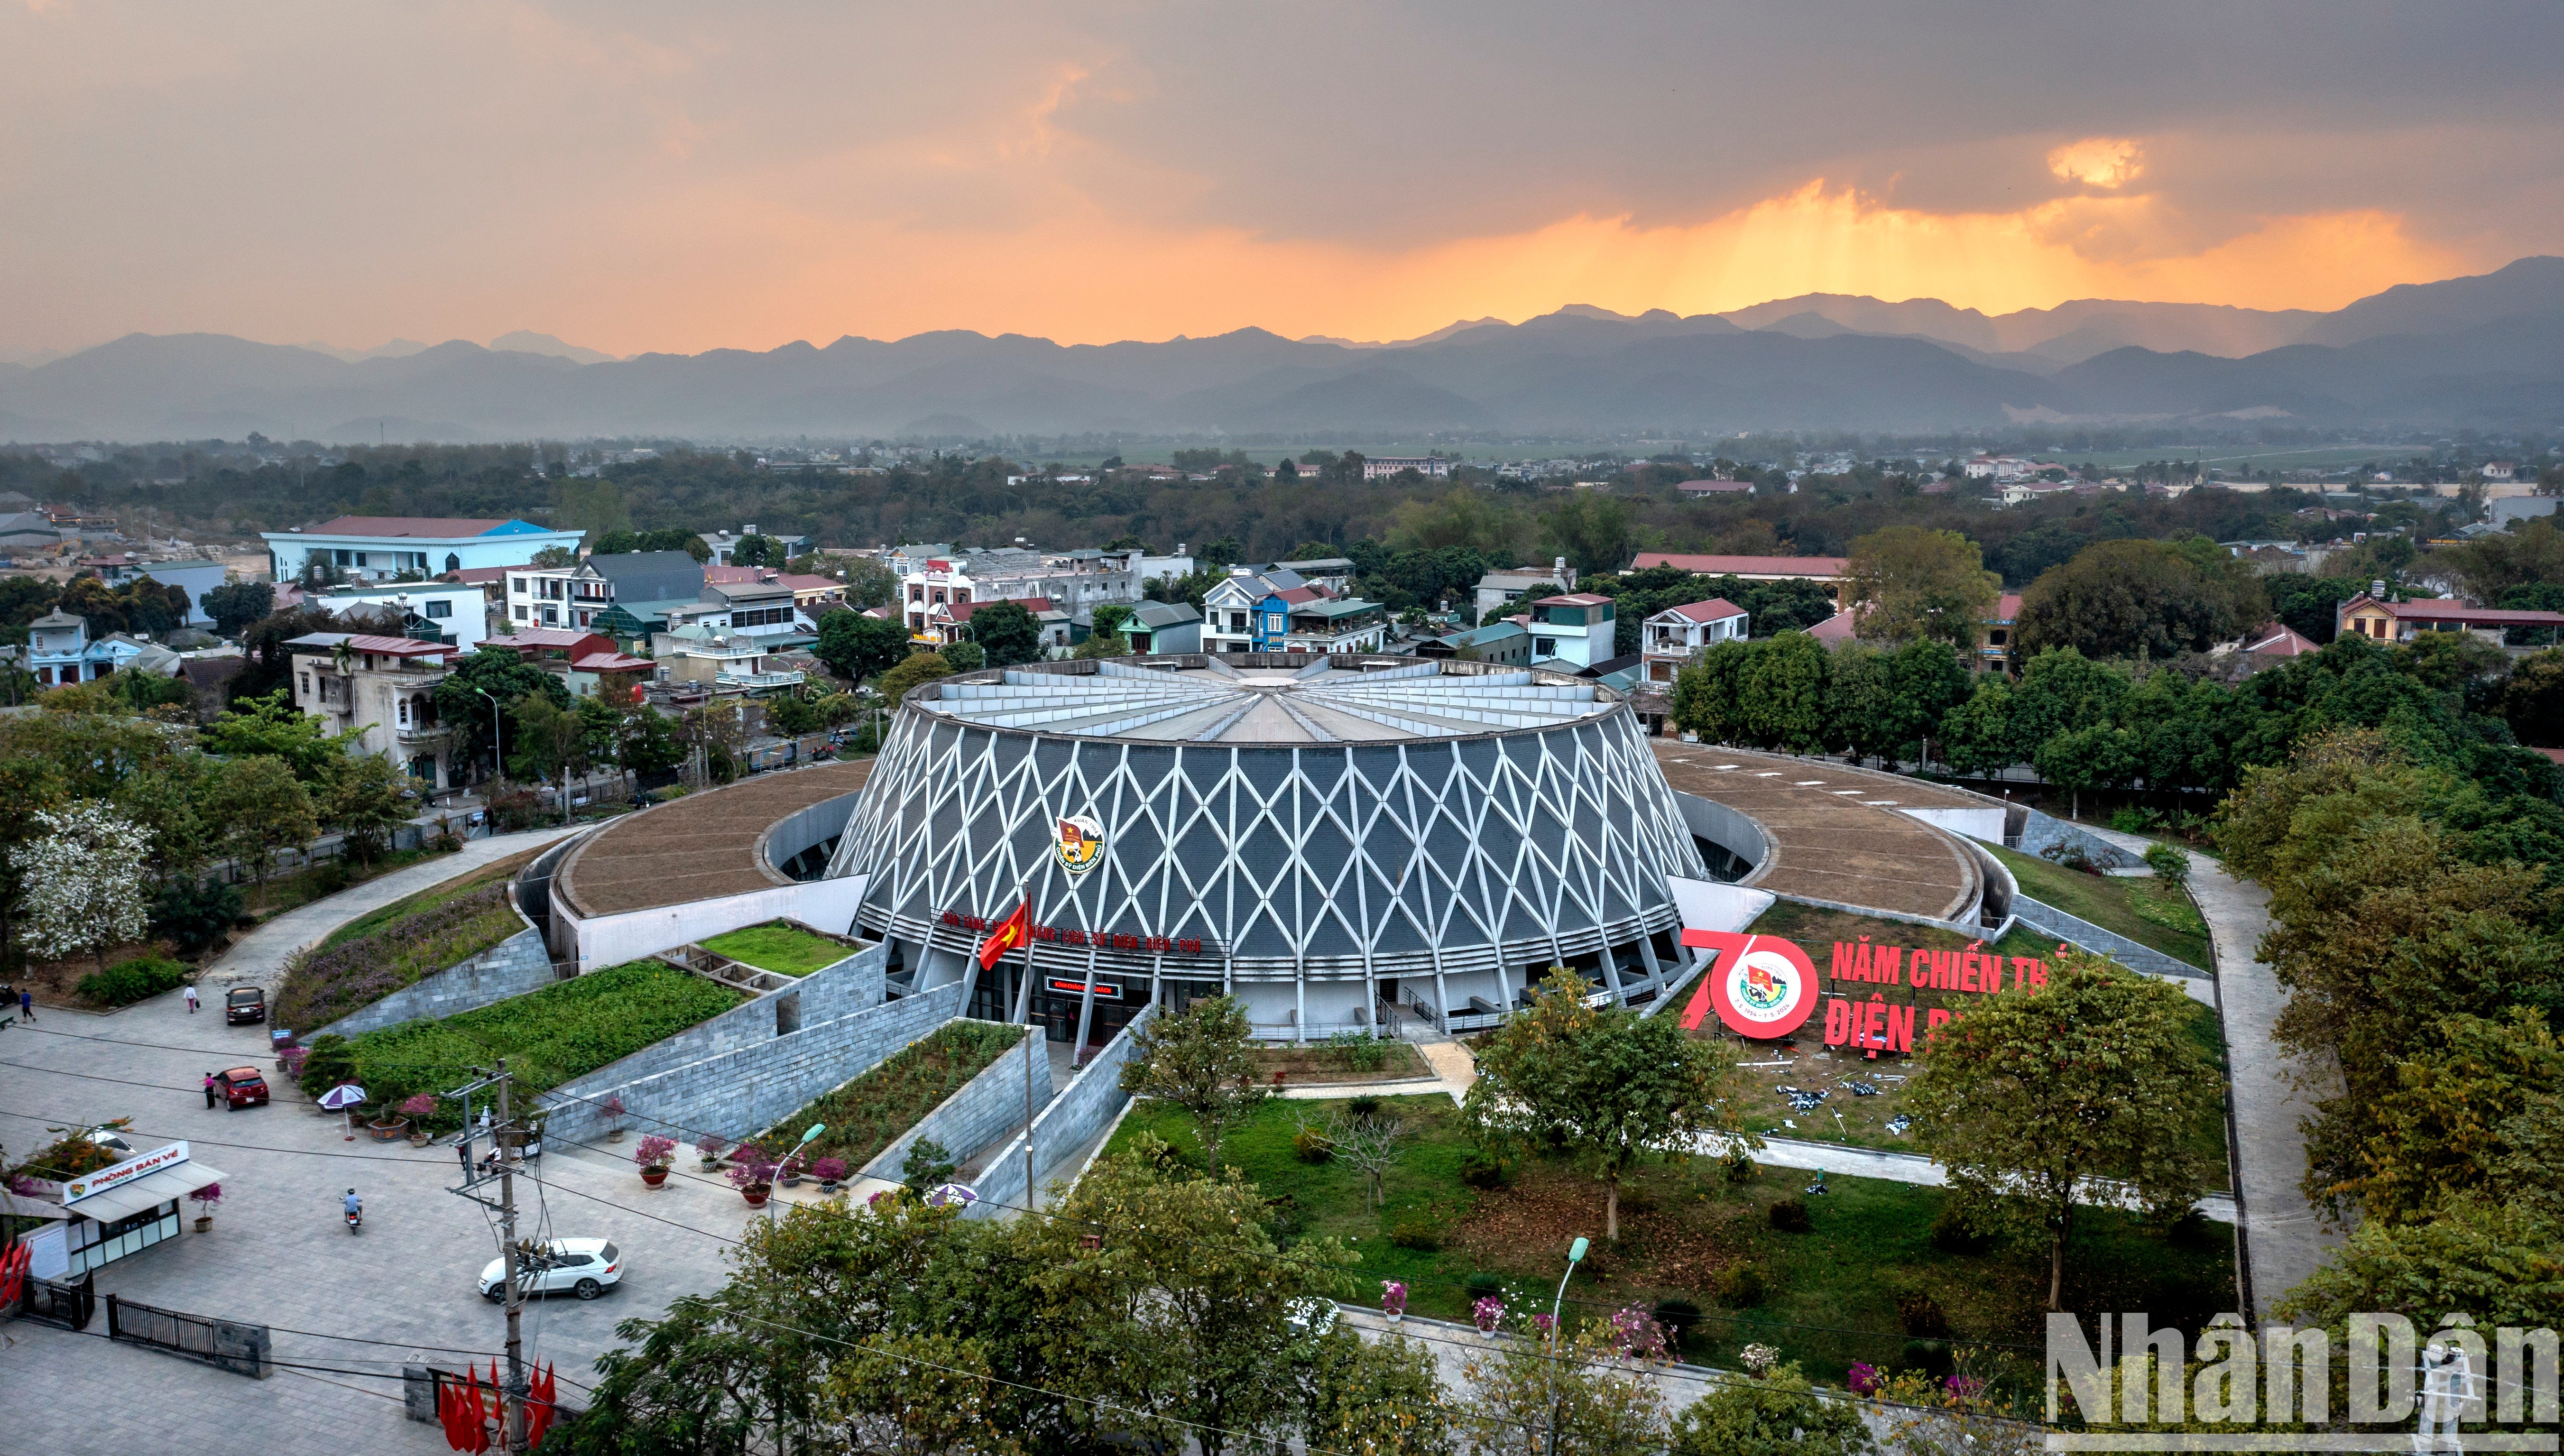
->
[193, 1216, 213, 1232]
[606, 1128, 625, 1143]
[408, 1131, 432, 1148]
[640, 1167, 669, 1189]
[819, 1180, 839, 1194]
[369, 1118, 408, 1142]
[741, 1184, 771, 1208]
[1386, 1311, 1403, 1324]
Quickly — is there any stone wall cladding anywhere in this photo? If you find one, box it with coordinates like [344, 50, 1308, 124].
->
[2011, 895, 2206, 981]
[971, 1002, 1155, 1217]
[2011, 811, 2146, 871]
[535, 943, 887, 1108]
[313, 927, 554, 1040]
[542, 977, 960, 1150]
[855, 1026, 1051, 1187]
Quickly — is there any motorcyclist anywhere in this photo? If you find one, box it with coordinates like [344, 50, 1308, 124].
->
[343, 1188, 362, 1221]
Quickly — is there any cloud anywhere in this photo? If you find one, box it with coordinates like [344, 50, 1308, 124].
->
[2048, 138, 2144, 189]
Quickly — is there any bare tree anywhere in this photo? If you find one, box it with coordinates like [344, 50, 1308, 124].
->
[1325, 1107, 1410, 1212]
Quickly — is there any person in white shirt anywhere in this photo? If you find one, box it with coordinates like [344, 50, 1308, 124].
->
[2416, 1338, 2475, 1455]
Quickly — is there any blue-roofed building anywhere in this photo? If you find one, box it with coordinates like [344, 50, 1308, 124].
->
[261, 516, 585, 584]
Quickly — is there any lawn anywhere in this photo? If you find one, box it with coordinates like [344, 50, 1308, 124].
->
[276, 854, 538, 1030]
[321, 848, 536, 949]
[1107, 1096, 2236, 1385]
[1989, 844, 2213, 970]
[335, 961, 745, 1131]
[757, 1020, 1025, 1171]
[1682, 901, 2232, 1184]
[699, 922, 857, 977]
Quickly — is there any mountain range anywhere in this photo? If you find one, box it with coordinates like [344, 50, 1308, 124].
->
[6, 259, 2563, 443]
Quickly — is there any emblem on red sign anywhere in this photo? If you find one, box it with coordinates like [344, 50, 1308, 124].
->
[1678, 930, 1817, 1039]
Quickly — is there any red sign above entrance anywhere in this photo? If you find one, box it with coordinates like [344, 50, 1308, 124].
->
[941, 910, 1205, 956]
[1046, 979, 1121, 998]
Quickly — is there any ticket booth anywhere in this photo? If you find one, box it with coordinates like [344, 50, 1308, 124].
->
[46, 1141, 226, 1278]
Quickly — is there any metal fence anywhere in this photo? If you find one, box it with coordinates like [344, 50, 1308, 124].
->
[105, 1293, 272, 1378]
[15, 1274, 94, 1331]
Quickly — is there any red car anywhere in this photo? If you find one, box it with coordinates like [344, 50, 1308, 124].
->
[215, 1067, 269, 1109]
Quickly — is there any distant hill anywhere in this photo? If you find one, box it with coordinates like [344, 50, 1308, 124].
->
[6, 259, 2562, 441]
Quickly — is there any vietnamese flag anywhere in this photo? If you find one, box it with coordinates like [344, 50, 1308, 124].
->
[977, 900, 1032, 971]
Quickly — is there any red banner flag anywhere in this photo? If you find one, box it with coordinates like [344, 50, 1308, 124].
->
[977, 899, 1032, 971]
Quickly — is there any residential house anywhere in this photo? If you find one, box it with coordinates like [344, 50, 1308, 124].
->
[1265, 593, 1388, 654]
[1135, 546, 1196, 583]
[485, 627, 655, 699]
[1123, 601, 1202, 654]
[2482, 460, 2518, 483]
[882, 543, 952, 578]
[283, 632, 461, 788]
[898, 546, 1144, 637]
[0, 510, 63, 555]
[775, 572, 847, 615]
[1979, 593, 2024, 674]
[1417, 620, 1531, 666]
[1624, 553, 1848, 599]
[2336, 594, 2564, 647]
[1526, 594, 1615, 670]
[698, 525, 814, 565]
[1266, 557, 1356, 594]
[1639, 599, 1748, 684]
[1201, 568, 1301, 653]
[1473, 561, 1577, 619]
[19, 609, 178, 685]
[651, 627, 804, 692]
[81, 557, 230, 626]
[1674, 479, 1752, 498]
[932, 597, 1075, 656]
[1359, 457, 1454, 480]
[262, 516, 583, 583]
[304, 582, 488, 651]
[704, 574, 807, 637]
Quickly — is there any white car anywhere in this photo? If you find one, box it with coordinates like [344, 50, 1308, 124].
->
[478, 1238, 623, 1302]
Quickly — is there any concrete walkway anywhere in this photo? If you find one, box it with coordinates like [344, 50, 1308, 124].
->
[203, 826, 584, 994]
[1718, 1132, 2240, 1223]
[2183, 846, 2341, 1322]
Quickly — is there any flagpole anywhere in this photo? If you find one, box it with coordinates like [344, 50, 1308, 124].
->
[1019, 873, 1034, 1210]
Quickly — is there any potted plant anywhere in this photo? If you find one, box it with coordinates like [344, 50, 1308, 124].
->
[400, 1094, 438, 1146]
[1471, 1294, 1508, 1337]
[1740, 1343, 1781, 1379]
[1382, 1280, 1407, 1325]
[368, 1103, 409, 1142]
[601, 1094, 627, 1143]
[278, 1045, 308, 1081]
[695, 1133, 728, 1171]
[634, 1134, 676, 1189]
[727, 1143, 775, 1207]
[811, 1157, 846, 1195]
[189, 1183, 221, 1232]
[777, 1153, 805, 1189]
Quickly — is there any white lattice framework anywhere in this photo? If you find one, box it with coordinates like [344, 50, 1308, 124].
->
[825, 658, 1709, 1003]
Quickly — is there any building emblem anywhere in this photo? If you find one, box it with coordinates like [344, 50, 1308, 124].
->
[1056, 813, 1105, 874]
[1679, 930, 1817, 1039]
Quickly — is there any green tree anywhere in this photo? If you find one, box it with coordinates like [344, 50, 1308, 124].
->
[2331, 1009, 2564, 1226]
[2277, 1198, 2564, 1337]
[204, 688, 357, 782]
[1466, 969, 1753, 1239]
[318, 753, 414, 864]
[201, 579, 275, 636]
[872, 651, 951, 705]
[529, 544, 579, 568]
[1670, 1361, 1873, 1456]
[203, 755, 318, 895]
[1070, 631, 1128, 660]
[110, 761, 210, 875]
[819, 1331, 1022, 1456]
[1300, 1328, 1458, 1456]
[509, 691, 590, 823]
[1540, 493, 1634, 575]
[1842, 525, 1998, 650]
[1740, 632, 1831, 753]
[815, 610, 908, 686]
[1088, 602, 1134, 639]
[2503, 648, 2564, 747]
[614, 703, 682, 788]
[2033, 723, 2139, 820]
[940, 641, 987, 673]
[1118, 995, 1269, 1174]
[1460, 1318, 1671, 1455]
[729, 533, 783, 567]
[1670, 639, 1751, 743]
[432, 647, 572, 784]
[839, 556, 899, 610]
[1909, 953, 2218, 1309]
[967, 601, 1043, 667]
[2014, 538, 2267, 660]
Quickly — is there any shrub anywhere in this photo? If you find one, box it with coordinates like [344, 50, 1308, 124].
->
[1293, 1125, 1335, 1163]
[2143, 841, 2191, 887]
[1768, 1197, 1811, 1233]
[307, 860, 350, 895]
[399, 1093, 440, 1120]
[900, 1137, 956, 1194]
[151, 876, 244, 955]
[1899, 1339, 1955, 1380]
[489, 789, 546, 832]
[2109, 807, 2159, 834]
[1465, 1272, 1507, 1305]
[1459, 1146, 1510, 1189]
[1324, 1029, 1391, 1073]
[1715, 1261, 1767, 1307]
[1928, 1201, 1994, 1253]
[634, 1134, 677, 1170]
[1346, 1095, 1383, 1119]
[810, 1156, 848, 1185]
[1389, 1217, 1442, 1251]
[756, 1021, 1024, 1170]
[1895, 1289, 1952, 1338]
[75, 954, 188, 1007]
[297, 1033, 360, 1099]
[1722, 1150, 1759, 1184]
[1651, 1297, 1703, 1352]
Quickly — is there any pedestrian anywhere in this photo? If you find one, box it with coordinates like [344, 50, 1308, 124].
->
[204, 1072, 219, 1109]
[184, 983, 200, 1014]
[18, 988, 33, 1023]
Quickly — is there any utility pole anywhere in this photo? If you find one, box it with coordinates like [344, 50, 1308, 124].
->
[449, 1060, 533, 1455]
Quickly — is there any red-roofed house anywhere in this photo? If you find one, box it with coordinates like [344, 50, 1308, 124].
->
[1640, 599, 1747, 684]
[2241, 623, 2320, 659]
[281, 632, 465, 789]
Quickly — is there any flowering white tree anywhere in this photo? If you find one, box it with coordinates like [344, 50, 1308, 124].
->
[10, 803, 153, 972]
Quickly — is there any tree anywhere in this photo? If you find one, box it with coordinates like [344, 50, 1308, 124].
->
[1118, 995, 1268, 1173]
[1300, 1328, 1458, 1456]
[204, 756, 318, 895]
[2328, 1009, 2563, 1226]
[2033, 723, 2138, 820]
[940, 641, 987, 673]
[530, 544, 579, 569]
[433, 647, 572, 784]
[730, 533, 783, 567]
[204, 688, 357, 782]
[816, 610, 908, 686]
[150, 875, 243, 956]
[839, 556, 899, 610]
[1466, 969, 1752, 1239]
[1540, 493, 1634, 575]
[1670, 1361, 1874, 1456]
[872, 651, 951, 705]
[110, 761, 210, 875]
[967, 601, 1043, 667]
[1324, 1105, 1410, 1211]
[1070, 631, 1128, 661]
[201, 579, 275, 636]
[509, 691, 591, 823]
[1460, 1318, 1671, 1454]
[613, 704, 682, 789]
[2014, 538, 2267, 660]
[1909, 953, 2217, 1310]
[9, 803, 152, 973]
[1740, 632, 1832, 753]
[819, 1332, 1022, 1456]
[2503, 648, 2564, 747]
[1089, 602, 1134, 639]
[767, 690, 823, 736]
[2277, 1198, 2564, 1337]
[319, 753, 414, 864]
[1842, 526, 1999, 650]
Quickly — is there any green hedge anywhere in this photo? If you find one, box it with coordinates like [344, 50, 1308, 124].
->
[76, 955, 189, 1007]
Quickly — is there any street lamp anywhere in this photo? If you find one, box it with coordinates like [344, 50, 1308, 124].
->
[1550, 1236, 1587, 1339]
[473, 686, 502, 790]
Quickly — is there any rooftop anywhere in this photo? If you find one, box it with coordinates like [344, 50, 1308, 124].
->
[293, 516, 558, 539]
[916, 656, 1618, 744]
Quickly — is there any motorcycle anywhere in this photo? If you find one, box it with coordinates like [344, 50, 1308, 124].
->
[343, 1191, 363, 1235]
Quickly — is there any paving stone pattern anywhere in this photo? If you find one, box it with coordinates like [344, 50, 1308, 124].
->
[855, 1025, 1053, 1185]
[314, 927, 556, 1039]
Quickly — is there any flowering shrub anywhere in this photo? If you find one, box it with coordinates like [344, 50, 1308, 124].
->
[189, 1182, 222, 1210]
[399, 1094, 439, 1119]
[1380, 1280, 1406, 1317]
[810, 1156, 847, 1185]
[1846, 1362, 1883, 1395]
[1530, 1312, 1557, 1339]
[633, 1134, 677, 1170]
[601, 1094, 627, 1129]
[1471, 1295, 1507, 1334]
[1740, 1343, 1781, 1374]
[725, 1142, 777, 1189]
[694, 1134, 729, 1164]
[279, 1046, 309, 1077]
[273, 881, 520, 1030]
[1608, 1305, 1669, 1361]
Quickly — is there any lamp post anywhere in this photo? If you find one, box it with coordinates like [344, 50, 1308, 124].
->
[473, 686, 502, 793]
[1551, 1236, 1588, 1338]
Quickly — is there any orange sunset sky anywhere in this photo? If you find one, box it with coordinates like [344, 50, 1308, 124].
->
[4, 3, 2559, 359]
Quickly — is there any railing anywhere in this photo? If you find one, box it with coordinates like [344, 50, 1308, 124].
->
[106, 1294, 272, 1378]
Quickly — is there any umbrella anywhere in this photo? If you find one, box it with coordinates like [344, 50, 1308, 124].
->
[925, 1182, 978, 1208]
[317, 1083, 367, 1110]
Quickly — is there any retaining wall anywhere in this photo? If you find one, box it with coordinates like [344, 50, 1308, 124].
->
[971, 1003, 1156, 1217]
[2011, 895, 2207, 982]
[543, 977, 961, 1149]
[557, 875, 872, 973]
[313, 927, 554, 1040]
[854, 1026, 1051, 1187]
[2013, 811, 2146, 871]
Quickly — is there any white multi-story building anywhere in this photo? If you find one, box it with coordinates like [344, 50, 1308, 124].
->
[282, 632, 462, 789]
[1360, 456, 1455, 480]
[1199, 568, 1387, 655]
[299, 581, 489, 651]
[262, 516, 583, 584]
[1526, 593, 1616, 671]
[1640, 599, 1748, 685]
[897, 546, 1145, 638]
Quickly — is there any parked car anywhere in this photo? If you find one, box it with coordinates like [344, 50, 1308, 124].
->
[224, 986, 266, 1024]
[479, 1238, 622, 1302]
[214, 1067, 269, 1109]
